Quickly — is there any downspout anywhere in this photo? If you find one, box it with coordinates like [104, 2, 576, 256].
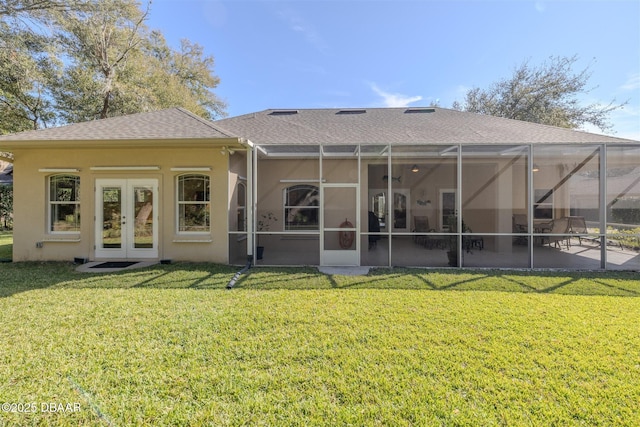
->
[226, 258, 252, 289]
[227, 138, 255, 289]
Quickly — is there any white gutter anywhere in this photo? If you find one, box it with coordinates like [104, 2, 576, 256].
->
[245, 139, 255, 259]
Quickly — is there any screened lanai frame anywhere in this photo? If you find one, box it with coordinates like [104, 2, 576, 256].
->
[232, 142, 640, 270]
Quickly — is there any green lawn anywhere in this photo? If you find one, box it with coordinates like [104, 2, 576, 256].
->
[0, 260, 639, 425]
[0, 230, 11, 260]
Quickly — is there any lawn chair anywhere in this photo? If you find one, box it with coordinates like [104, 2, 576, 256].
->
[568, 216, 590, 246]
[512, 214, 528, 245]
[543, 217, 571, 250]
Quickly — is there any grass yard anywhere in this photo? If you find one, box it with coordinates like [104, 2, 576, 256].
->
[0, 261, 639, 426]
[0, 230, 11, 260]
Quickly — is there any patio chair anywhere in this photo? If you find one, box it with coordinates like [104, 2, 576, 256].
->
[512, 214, 528, 245]
[413, 216, 435, 247]
[543, 217, 571, 250]
[568, 216, 590, 246]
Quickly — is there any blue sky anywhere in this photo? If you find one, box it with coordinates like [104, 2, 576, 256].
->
[147, 0, 640, 140]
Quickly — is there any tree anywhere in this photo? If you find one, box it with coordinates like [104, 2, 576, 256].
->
[141, 32, 226, 119]
[0, 0, 68, 133]
[453, 56, 626, 133]
[54, 0, 225, 121]
[0, 0, 86, 16]
[0, 23, 61, 132]
[54, 0, 151, 121]
[0, 0, 226, 130]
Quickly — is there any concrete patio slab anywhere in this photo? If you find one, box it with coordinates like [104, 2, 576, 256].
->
[76, 261, 158, 273]
[318, 266, 371, 276]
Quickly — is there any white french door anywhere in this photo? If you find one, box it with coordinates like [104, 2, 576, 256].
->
[95, 179, 158, 259]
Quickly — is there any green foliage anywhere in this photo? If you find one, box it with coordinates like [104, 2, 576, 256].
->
[0, 230, 11, 258]
[0, 184, 12, 229]
[257, 211, 278, 231]
[453, 55, 626, 132]
[0, 20, 60, 133]
[0, 263, 639, 425]
[610, 197, 640, 225]
[0, 0, 226, 131]
[608, 226, 640, 250]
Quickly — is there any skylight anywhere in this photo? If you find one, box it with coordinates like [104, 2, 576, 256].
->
[269, 110, 298, 116]
[404, 108, 436, 114]
[336, 109, 367, 115]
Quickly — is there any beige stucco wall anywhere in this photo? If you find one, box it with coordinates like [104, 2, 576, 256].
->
[256, 159, 320, 229]
[11, 144, 236, 263]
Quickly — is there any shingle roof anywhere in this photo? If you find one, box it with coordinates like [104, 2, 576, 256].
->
[0, 108, 236, 143]
[213, 107, 638, 145]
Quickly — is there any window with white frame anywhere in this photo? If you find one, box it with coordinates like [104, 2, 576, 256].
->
[49, 175, 80, 232]
[177, 174, 210, 232]
[284, 185, 319, 230]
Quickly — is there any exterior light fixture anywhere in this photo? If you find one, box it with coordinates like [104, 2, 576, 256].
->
[532, 163, 540, 172]
[411, 164, 419, 173]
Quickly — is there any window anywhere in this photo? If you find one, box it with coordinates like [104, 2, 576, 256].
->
[177, 174, 210, 232]
[49, 175, 80, 232]
[534, 188, 553, 219]
[237, 182, 246, 232]
[284, 185, 319, 230]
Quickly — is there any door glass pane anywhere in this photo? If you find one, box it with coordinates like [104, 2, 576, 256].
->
[102, 187, 121, 248]
[134, 186, 154, 249]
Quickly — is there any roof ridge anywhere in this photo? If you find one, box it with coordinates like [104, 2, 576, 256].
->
[174, 107, 238, 138]
[213, 107, 638, 144]
[217, 106, 635, 142]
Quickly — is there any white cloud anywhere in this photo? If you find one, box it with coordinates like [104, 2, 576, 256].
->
[621, 73, 640, 91]
[369, 83, 422, 108]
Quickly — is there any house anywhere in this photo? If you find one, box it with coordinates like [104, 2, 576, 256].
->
[0, 107, 638, 270]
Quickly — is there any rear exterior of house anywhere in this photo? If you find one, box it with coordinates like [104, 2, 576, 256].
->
[1, 107, 639, 270]
[0, 108, 247, 263]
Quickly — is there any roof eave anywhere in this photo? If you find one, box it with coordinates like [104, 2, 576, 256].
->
[0, 137, 242, 150]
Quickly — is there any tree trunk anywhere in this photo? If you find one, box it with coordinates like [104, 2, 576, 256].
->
[100, 91, 110, 119]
